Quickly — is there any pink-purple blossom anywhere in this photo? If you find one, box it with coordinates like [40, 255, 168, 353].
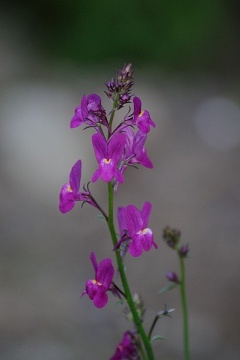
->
[59, 160, 95, 213]
[123, 127, 153, 169]
[92, 132, 126, 183]
[70, 94, 107, 129]
[81, 252, 114, 308]
[59, 160, 84, 213]
[118, 202, 158, 257]
[110, 331, 139, 360]
[132, 96, 156, 133]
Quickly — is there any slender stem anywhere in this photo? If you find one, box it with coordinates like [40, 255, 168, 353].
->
[108, 95, 119, 134]
[112, 282, 127, 299]
[107, 182, 154, 360]
[148, 315, 159, 340]
[138, 335, 147, 360]
[88, 196, 108, 222]
[179, 255, 190, 360]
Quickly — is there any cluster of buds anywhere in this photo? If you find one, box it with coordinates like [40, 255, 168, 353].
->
[105, 63, 134, 109]
[162, 226, 181, 249]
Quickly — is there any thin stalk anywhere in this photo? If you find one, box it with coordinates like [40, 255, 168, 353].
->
[148, 315, 159, 340]
[138, 335, 147, 360]
[108, 95, 119, 133]
[179, 255, 190, 360]
[107, 183, 154, 360]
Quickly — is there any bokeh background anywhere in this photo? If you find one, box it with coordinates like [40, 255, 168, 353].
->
[1, 1, 240, 359]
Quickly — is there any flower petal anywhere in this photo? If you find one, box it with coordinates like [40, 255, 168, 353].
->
[99, 158, 115, 182]
[90, 252, 98, 274]
[69, 160, 82, 194]
[70, 109, 83, 128]
[59, 184, 75, 213]
[92, 133, 107, 162]
[133, 96, 142, 117]
[92, 168, 101, 183]
[141, 202, 152, 228]
[87, 94, 102, 111]
[97, 258, 114, 289]
[93, 291, 108, 308]
[124, 205, 142, 237]
[114, 168, 125, 184]
[128, 239, 143, 257]
[85, 280, 98, 300]
[137, 147, 153, 168]
[141, 229, 154, 251]
[70, 95, 88, 128]
[108, 133, 126, 164]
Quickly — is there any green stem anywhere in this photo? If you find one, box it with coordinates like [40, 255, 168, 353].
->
[148, 315, 159, 340]
[138, 335, 147, 360]
[108, 95, 119, 134]
[107, 183, 154, 360]
[179, 255, 190, 360]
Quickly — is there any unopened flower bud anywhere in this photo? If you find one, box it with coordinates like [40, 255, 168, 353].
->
[163, 226, 181, 249]
[179, 244, 189, 258]
[105, 64, 134, 109]
[166, 271, 180, 284]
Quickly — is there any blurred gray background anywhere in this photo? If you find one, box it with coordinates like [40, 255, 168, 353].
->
[1, 1, 240, 359]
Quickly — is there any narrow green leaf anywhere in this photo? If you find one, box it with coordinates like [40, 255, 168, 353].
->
[151, 335, 166, 343]
[158, 283, 177, 294]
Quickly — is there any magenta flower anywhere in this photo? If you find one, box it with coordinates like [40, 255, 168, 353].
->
[132, 96, 155, 133]
[118, 202, 158, 257]
[82, 252, 114, 308]
[59, 160, 96, 213]
[123, 127, 153, 169]
[70, 94, 107, 129]
[110, 331, 139, 360]
[92, 132, 126, 183]
[59, 160, 84, 213]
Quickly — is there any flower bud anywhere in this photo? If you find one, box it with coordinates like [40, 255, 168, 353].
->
[163, 226, 181, 249]
[105, 64, 134, 109]
[166, 271, 180, 284]
[179, 244, 189, 258]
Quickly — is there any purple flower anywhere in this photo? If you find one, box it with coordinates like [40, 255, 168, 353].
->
[59, 160, 84, 213]
[117, 202, 158, 257]
[110, 331, 139, 360]
[123, 127, 153, 169]
[82, 252, 114, 308]
[132, 96, 155, 133]
[59, 160, 96, 213]
[70, 94, 107, 129]
[92, 132, 126, 183]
